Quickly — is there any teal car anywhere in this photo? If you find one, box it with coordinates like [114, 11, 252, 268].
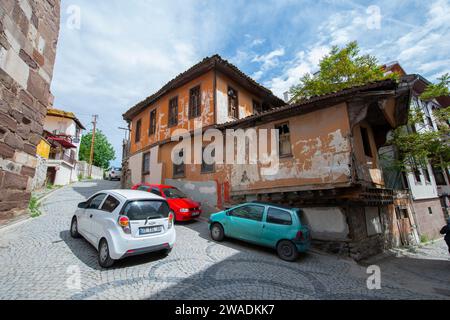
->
[208, 202, 310, 261]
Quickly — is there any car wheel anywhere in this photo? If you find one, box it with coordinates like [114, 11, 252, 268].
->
[98, 239, 115, 268]
[277, 240, 299, 262]
[70, 217, 81, 238]
[210, 223, 224, 242]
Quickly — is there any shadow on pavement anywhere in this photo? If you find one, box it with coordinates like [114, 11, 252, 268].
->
[60, 230, 170, 271]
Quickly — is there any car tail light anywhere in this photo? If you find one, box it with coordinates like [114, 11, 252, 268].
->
[118, 216, 131, 234]
[295, 230, 304, 241]
[168, 211, 174, 229]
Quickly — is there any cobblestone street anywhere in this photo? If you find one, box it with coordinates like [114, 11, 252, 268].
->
[0, 181, 448, 300]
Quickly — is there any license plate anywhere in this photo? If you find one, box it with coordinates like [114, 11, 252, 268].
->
[191, 212, 200, 216]
[139, 226, 162, 235]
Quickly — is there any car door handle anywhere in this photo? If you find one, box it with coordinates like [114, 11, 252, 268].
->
[90, 214, 93, 218]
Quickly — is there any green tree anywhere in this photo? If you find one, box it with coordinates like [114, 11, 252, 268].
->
[290, 41, 398, 102]
[79, 130, 116, 170]
[390, 74, 450, 171]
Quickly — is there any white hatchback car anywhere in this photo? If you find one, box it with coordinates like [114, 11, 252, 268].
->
[70, 189, 176, 268]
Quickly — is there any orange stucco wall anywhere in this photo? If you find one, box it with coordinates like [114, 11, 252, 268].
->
[215, 71, 263, 124]
[130, 70, 216, 155]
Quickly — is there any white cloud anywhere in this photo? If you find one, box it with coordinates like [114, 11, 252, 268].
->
[251, 48, 285, 80]
[267, 46, 329, 97]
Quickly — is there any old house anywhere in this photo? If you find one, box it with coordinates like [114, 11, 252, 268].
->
[380, 62, 449, 242]
[122, 55, 414, 260]
[40, 108, 85, 186]
[0, 0, 61, 224]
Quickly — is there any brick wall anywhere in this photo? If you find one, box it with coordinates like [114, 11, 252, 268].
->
[0, 0, 60, 224]
[412, 198, 446, 240]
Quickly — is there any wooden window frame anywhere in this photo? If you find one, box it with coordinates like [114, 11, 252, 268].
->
[228, 86, 239, 119]
[253, 99, 262, 115]
[142, 151, 150, 175]
[189, 85, 201, 119]
[168, 96, 179, 127]
[275, 122, 292, 158]
[135, 119, 142, 143]
[360, 126, 373, 158]
[172, 149, 186, 178]
[201, 147, 215, 174]
[149, 109, 157, 136]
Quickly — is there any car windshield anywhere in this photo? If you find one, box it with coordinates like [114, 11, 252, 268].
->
[114, 168, 122, 171]
[163, 188, 187, 199]
[122, 200, 170, 220]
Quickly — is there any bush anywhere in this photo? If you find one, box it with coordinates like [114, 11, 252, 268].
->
[77, 173, 84, 181]
[420, 235, 429, 243]
[29, 196, 41, 218]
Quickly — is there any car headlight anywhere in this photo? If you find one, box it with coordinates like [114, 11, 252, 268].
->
[179, 208, 189, 213]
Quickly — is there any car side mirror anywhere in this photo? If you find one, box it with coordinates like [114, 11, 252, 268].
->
[78, 202, 87, 209]
[225, 210, 230, 216]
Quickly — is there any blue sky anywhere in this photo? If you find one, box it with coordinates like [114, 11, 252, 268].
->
[51, 0, 450, 167]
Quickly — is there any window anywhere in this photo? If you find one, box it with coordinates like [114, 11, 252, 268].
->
[229, 205, 264, 222]
[168, 97, 178, 127]
[101, 195, 120, 213]
[423, 166, 431, 184]
[163, 188, 187, 199]
[201, 147, 215, 173]
[87, 193, 106, 209]
[428, 207, 433, 215]
[149, 109, 156, 135]
[432, 166, 447, 186]
[413, 167, 422, 184]
[275, 123, 292, 157]
[122, 200, 170, 220]
[173, 149, 185, 177]
[135, 119, 142, 143]
[395, 207, 409, 220]
[228, 86, 239, 118]
[142, 152, 150, 175]
[360, 127, 373, 158]
[189, 86, 201, 119]
[267, 208, 292, 225]
[137, 185, 151, 192]
[150, 188, 161, 196]
[253, 100, 262, 114]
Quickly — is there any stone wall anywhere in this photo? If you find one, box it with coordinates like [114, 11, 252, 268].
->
[0, 0, 60, 224]
[30, 154, 47, 190]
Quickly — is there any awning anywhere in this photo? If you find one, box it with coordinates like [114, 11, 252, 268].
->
[47, 136, 77, 149]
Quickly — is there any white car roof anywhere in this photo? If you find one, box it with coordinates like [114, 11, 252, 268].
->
[105, 189, 165, 201]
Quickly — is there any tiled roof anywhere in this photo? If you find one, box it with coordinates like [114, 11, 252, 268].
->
[122, 54, 285, 121]
[216, 79, 400, 129]
[47, 108, 86, 130]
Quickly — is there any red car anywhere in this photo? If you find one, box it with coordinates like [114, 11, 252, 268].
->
[131, 183, 202, 222]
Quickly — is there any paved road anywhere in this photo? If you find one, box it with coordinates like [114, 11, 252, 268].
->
[0, 180, 448, 300]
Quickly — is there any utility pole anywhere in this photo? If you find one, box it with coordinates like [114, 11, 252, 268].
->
[89, 115, 98, 177]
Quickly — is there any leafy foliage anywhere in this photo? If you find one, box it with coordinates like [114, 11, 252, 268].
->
[79, 130, 116, 170]
[420, 73, 450, 103]
[290, 41, 398, 102]
[391, 74, 450, 171]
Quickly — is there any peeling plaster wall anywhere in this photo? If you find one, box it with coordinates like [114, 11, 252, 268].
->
[166, 178, 218, 208]
[302, 207, 350, 241]
[231, 103, 353, 193]
[128, 152, 143, 185]
[215, 71, 261, 124]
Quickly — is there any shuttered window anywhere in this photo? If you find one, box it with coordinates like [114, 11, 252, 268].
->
[189, 86, 201, 119]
